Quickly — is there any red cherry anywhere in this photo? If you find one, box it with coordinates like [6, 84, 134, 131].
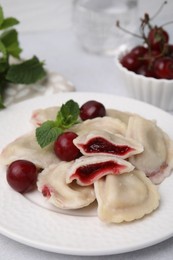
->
[147, 27, 169, 51]
[121, 46, 153, 73]
[153, 57, 173, 79]
[166, 44, 173, 58]
[143, 50, 161, 67]
[131, 45, 148, 57]
[80, 100, 106, 121]
[120, 52, 142, 72]
[136, 65, 155, 78]
[7, 160, 38, 193]
[54, 132, 81, 161]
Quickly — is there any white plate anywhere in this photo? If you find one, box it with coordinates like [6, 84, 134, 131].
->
[0, 92, 173, 256]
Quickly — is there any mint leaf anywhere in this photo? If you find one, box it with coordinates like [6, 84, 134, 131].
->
[0, 58, 8, 73]
[0, 82, 6, 108]
[5, 56, 46, 84]
[0, 17, 19, 30]
[57, 100, 80, 129]
[0, 40, 7, 59]
[0, 6, 47, 110]
[36, 120, 63, 148]
[0, 7, 4, 27]
[36, 100, 80, 148]
[0, 29, 22, 58]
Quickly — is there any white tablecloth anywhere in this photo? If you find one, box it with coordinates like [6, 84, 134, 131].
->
[1, 1, 173, 258]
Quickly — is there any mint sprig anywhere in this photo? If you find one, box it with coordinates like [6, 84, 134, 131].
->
[6, 56, 46, 84]
[36, 100, 80, 148]
[0, 6, 46, 109]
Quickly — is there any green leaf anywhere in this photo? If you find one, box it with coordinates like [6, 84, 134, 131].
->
[0, 17, 19, 30]
[0, 82, 6, 109]
[0, 7, 4, 27]
[0, 29, 22, 58]
[0, 40, 7, 59]
[36, 120, 63, 148]
[56, 100, 80, 129]
[0, 58, 8, 73]
[5, 56, 46, 84]
[0, 94, 5, 108]
[35, 100, 80, 148]
[6, 41, 22, 58]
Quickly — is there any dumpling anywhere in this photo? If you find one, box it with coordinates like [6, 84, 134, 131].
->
[37, 162, 95, 209]
[66, 155, 134, 186]
[73, 130, 143, 159]
[0, 131, 60, 168]
[126, 115, 173, 184]
[106, 109, 132, 125]
[30, 107, 128, 130]
[70, 116, 126, 136]
[31, 106, 59, 126]
[94, 169, 160, 223]
[149, 132, 173, 184]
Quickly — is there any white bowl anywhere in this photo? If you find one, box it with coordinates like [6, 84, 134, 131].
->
[115, 47, 173, 111]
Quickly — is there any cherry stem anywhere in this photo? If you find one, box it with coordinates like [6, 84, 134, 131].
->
[150, 1, 167, 21]
[116, 21, 142, 39]
[160, 20, 173, 28]
[142, 14, 152, 30]
[139, 15, 151, 42]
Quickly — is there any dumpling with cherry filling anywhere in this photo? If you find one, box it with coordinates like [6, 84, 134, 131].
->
[73, 130, 143, 159]
[94, 169, 160, 223]
[149, 132, 173, 184]
[70, 116, 127, 136]
[37, 162, 95, 209]
[0, 132, 60, 169]
[66, 155, 134, 186]
[126, 115, 173, 184]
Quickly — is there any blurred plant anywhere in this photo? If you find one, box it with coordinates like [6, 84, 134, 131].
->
[0, 6, 46, 108]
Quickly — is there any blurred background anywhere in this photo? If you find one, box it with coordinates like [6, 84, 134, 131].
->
[1, 0, 173, 100]
[1, 0, 173, 34]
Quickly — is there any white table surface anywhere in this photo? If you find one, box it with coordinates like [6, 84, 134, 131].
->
[1, 13, 173, 260]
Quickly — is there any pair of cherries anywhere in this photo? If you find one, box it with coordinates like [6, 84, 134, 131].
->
[7, 100, 106, 193]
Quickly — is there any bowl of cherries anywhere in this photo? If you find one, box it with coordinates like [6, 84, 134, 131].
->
[115, 3, 173, 111]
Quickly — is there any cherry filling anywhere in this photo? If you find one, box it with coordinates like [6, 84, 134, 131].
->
[146, 162, 168, 177]
[42, 185, 51, 197]
[80, 137, 133, 156]
[71, 160, 126, 184]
